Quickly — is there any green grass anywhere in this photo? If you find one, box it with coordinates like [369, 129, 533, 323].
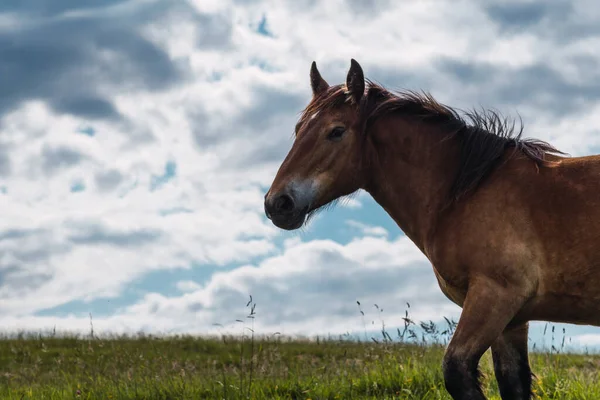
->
[1, 331, 600, 399]
[1, 302, 599, 399]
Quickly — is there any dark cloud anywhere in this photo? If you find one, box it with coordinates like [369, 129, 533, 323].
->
[236, 138, 293, 167]
[191, 85, 304, 167]
[0, 228, 42, 242]
[436, 57, 600, 115]
[0, 7, 176, 120]
[53, 96, 120, 120]
[484, 1, 600, 44]
[485, 2, 573, 32]
[365, 64, 439, 94]
[434, 59, 493, 86]
[196, 12, 235, 49]
[95, 169, 123, 192]
[187, 302, 204, 313]
[0, 0, 127, 16]
[41, 146, 84, 175]
[343, 0, 391, 16]
[67, 223, 162, 247]
[0, 147, 10, 177]
[248, 87, 305, 131]
[8, 247, 56, 264]
[0, 1, 233, 121]
[258, 0, 390, 17]
[0, 228, 59, 294]
[0, 267, 53, 296]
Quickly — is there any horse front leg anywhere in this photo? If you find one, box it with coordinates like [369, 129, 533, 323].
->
[442, 278, 528, 400]
[491, 322, 533, 400]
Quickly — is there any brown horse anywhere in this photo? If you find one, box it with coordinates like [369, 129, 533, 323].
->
[264, 59, 600, 399]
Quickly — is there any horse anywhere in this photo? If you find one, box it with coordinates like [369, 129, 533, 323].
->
[263, 58, 600, 400]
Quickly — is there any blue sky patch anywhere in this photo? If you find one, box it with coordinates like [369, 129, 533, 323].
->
[256, 14, 273, 37]
[300, 194, 402, 245]
[70, 181, 86, 192]
[158, 207, 194, 216]
[34, 264, 221, 318]
[35, 295, 131, 318]
[150, 160, 176, 191]
[77, 126, 96, 137]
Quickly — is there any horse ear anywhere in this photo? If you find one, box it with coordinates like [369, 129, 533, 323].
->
[310, 61, 329, 96]
[346, 58, 365, 103]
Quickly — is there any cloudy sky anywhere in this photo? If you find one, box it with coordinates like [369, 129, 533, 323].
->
[1, 0, 600, 351]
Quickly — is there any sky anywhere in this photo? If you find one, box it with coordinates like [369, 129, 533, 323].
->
[2, 0, 600, 352]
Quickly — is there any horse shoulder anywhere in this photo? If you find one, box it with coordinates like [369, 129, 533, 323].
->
[426, 167, 544, 301]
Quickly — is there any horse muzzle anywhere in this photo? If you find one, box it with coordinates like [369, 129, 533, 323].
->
[264, 191, 309, 230]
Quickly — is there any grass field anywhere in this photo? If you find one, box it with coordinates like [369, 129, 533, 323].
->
[1, 302, 599, 399]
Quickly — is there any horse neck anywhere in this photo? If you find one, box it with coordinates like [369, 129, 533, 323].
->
[362, 115, 460, 252]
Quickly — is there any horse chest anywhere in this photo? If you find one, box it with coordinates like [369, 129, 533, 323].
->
[432, 267, 467, 307]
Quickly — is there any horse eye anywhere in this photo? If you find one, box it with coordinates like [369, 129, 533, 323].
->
[327, 127, 346, 141]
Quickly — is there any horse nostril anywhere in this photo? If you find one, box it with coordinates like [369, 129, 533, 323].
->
[275, 194, 295, 214]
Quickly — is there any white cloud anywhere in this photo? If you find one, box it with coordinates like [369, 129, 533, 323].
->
[176, 280, 202, 293]
[573, 334, 600, 348]
[345, 220, 388, 237]
[2, 0, 600, 343]
[0, 234, 460, 337]
[573, 334, 600, 346]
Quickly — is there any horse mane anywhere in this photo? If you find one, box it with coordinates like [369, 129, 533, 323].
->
[298, 81, 566, 202]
